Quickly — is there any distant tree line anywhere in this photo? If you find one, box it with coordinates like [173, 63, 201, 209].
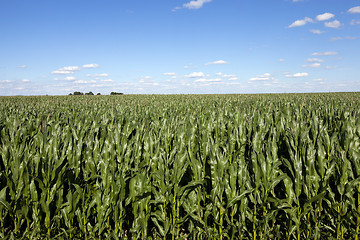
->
[69, 91, 123, 96]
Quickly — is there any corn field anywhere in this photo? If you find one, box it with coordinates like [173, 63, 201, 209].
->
[0, 93, 360, 239]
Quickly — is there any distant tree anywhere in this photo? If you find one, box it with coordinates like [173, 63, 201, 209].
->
[85, 91, 94, 95]
[69, 93, 73, 95]
[73, 91, 84, 95]
[97, 93, 101, 95]
[110, 92, 124, 95]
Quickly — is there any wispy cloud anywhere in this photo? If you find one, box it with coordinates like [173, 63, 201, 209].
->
[324, 66, 338, 70]
[87, 73, 109, 77]
[163, 72, 176, 76]
[83, 63, 99, 68]
[59, 66, 80, 71]
[51, 70, 75, 75]
[173, 0, 212, 11]
[186, 72, 205, 78]
[194, 78, 222, 83]
[249, 73, 274, 81]
[101, 79, 114, 82]
[302, 63, 321, 68]
[285, 72, 309, 78]
[64, 76, 76, 81]
[312, 51, 338, 56]
[348, 6, 360, 14]
[205, 60, 229, 65]
[330, 36, 359, 41]
[310, 29, 324, 34]
[288, 17, 313, 28]
[183, 0, 212, 9]
[307, 58, 325, 62]
[17, 65, 28, 69]
[351, 20, 360, 25]
[0, 80, 12, 83]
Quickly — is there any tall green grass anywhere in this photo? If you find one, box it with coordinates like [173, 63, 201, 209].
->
[0, 93, 359, 239]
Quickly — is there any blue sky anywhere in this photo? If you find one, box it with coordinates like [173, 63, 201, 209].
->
[1, 0, 360, 95]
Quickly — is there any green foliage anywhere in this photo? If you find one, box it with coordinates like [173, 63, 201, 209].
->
[0, 93, 359, 239]
[110, 92, 123, 95]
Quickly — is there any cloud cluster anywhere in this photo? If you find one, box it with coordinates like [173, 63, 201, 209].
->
[51, 66, 81, 75]
[51, 64, 100, 75]
[249, 73, 274, 81]
[289, 12, 344, 30]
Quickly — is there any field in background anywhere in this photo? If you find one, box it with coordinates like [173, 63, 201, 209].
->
[0, 93, 360, 239]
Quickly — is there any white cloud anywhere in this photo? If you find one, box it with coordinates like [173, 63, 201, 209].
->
[87, 73, 109, 77]
[351, 20, 360, 25]
[74, 80, 90, 84]
[330, 36, 359, 41]
[186, 72, 205, 78]
[205, 60, 228, 65]
[324, 20, 342, 28]
[316, 13, 335, 21]
[163, 72, 176, 76]
[22, 79, 30, 82]
[324, 66, 338, 70]
[307, 58, 325, 62]
[223, 74, 237, 78]
[59, 66, 80, 71]
[194, 78, 221, 83]
[310, 29, 324, 34]
[0, 80, 12, 83]
[51, 70, 75, 75]
[348, 6, 360, 14]
[51, 66, 80, 75]
[101, 79, 114, 82]
[139, 76, 154, 83]
[64, 76, 76, 81]
[312, 51, 338, 56]
[17, 65, 27, 69]
[215, 72, 223, 76]
[249, 73, 273, 81]
[288, 17, 313, 28]
[228, 77, 239, 81]
[285, 72, 309, 78]
[75, 80, 96, 84]
[183, 0, 212, 10]
[302, 63, 321, 68]
[279, 59, 286, 62]
[82, 63, 99, 68]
